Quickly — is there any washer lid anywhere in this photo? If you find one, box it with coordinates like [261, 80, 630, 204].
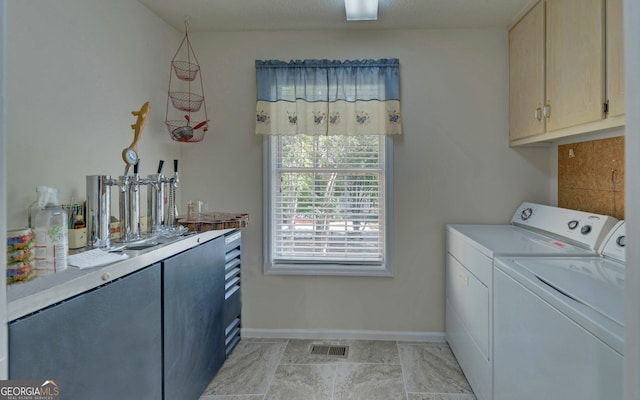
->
[515, 257, 624, 327]
[447, 224, 595, 258]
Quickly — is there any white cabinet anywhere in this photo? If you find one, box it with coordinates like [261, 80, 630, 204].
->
[509, 0, 624, 146]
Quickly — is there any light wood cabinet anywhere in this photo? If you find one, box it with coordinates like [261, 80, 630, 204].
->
[545, 0, 604, 132]
[509, 1, 545, 141]
[606, 0, 624, 117]
[509, 0, 624, 146]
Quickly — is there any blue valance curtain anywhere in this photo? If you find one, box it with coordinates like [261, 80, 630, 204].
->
[255, 59, 402, 135]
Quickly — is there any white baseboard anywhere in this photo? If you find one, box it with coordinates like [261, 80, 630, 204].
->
[241, 328, 446, 342]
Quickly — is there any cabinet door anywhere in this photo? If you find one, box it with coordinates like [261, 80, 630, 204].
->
[509, 0, 545, 141]
[606, 0, 624, 117]
[163, 237, 225, 400]
[9, 264, 162, 400]
[546, 0, 605, 131]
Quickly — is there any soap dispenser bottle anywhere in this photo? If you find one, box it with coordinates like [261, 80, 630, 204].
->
[34, 187, 68, 276]
[28, 185, 50, 229]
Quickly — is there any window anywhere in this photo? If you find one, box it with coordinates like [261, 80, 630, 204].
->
[256, 59, 401, 276]
[264, 134, 393, 276]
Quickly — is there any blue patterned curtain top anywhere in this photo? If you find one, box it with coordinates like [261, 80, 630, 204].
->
[255, 59, 402, 135]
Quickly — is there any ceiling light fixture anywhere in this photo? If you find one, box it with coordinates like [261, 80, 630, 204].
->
[345, 0, 378, 21]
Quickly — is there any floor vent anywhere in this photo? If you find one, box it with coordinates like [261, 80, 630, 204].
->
[310, 344, 349, 358]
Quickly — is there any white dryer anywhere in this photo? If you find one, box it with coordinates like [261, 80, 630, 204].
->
[445, 202, 618, 400]
[492, 222, 626, 400]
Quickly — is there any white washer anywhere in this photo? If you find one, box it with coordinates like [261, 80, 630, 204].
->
[446, 202, 618, 400]
[492, 222, 625, 400]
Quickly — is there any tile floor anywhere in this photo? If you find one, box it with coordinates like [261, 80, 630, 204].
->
[199, 339, 476, 400]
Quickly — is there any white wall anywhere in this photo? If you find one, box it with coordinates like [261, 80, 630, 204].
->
[624, 0, 640, 398]
[0, 0, 8, 378]
[5, 0, 182, 230]
[182, 28, 552, 335]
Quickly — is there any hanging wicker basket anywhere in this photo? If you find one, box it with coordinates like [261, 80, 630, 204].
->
[169, 92, 204, 112]
[166, 119, 208, 142]
[172, 61, 200, 81]
[165, 18, 208, 143]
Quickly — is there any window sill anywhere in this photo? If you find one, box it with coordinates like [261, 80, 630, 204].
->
[264, 262, 393, 277]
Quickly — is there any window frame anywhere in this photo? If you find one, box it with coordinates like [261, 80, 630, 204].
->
[263, 135, 394, 277]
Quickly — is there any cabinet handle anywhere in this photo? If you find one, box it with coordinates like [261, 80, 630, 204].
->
[534, 107, 542, 121]
[543, 104, 551, 119]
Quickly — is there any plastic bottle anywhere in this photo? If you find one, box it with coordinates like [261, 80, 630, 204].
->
[28, 185, 50, 229]
[34, 188, 68, 276]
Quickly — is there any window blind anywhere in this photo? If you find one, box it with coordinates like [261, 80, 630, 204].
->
[271, 134, 385, 264]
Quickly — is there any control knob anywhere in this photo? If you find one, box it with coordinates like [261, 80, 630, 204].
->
[521, 208, 533, 221]
[580, 225, 592, 235]
[568, 220, 579, 230]
[616, 235, 626, 247]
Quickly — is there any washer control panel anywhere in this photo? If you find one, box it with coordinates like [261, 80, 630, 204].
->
[511, 202, 619, 251]
[600, 221, 626, 262]
[521, 207, 533, 221]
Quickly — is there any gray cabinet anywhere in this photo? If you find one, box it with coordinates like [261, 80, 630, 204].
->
[223, 231, 242, 356]
[9, 264, 162, 400]
[8, 232, 238, 400]
[163, 236, 226, 400]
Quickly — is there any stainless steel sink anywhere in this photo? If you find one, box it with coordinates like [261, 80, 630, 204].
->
[107, 230, 195, 253]
[107, 237, 162, 252]
[124, 241, 160, 250]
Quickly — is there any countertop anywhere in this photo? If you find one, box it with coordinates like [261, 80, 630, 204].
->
[7, 229, 234, 322]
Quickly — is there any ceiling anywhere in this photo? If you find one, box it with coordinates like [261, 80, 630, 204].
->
[138, 0, 531, 32]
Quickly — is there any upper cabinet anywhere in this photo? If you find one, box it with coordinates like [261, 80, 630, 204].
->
[509, 0, 624, 146]
[545, 0, 604, 132]
[606, 0, 624, 117]
[509, 1, 545, 141]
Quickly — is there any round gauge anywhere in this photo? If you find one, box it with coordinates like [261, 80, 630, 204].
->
[123, 147, 139, 166]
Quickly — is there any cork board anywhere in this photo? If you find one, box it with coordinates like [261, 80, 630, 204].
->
[558, 136, 624, 220]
